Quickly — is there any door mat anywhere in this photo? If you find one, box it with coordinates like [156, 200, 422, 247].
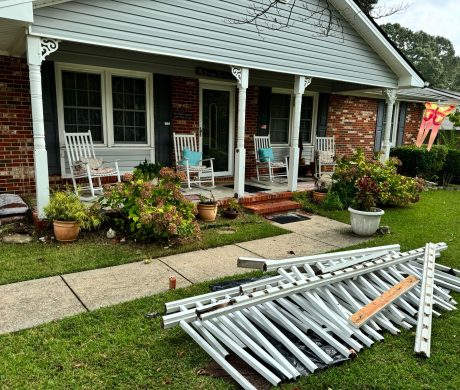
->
[266, 212, 311, 224]
[224, 184, 269, 193]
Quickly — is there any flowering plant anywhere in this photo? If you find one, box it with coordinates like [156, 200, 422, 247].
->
[102, 167, 199, 242]
[332, 149, 424, 209]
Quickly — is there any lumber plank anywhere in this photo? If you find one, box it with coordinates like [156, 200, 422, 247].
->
[349, 275, 420, 328]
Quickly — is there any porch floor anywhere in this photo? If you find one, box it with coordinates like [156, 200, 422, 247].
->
[181, 177, 315, 202]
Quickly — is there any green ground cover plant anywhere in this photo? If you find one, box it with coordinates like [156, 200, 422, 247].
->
[0, 190, 458, 389]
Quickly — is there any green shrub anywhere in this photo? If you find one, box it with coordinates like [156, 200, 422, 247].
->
[102, 167, 199, 242]
[390, 145, 448, 181]
[133, 159, 163, 181]
[443, 149, 460, 186]
[332, 149, 424, 209]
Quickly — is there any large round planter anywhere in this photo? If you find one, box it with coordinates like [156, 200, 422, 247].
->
[348, 207, 384, 236]
[313, 191, 327, 203]
[53, 220, 80, 242]
[197, 203, 218, 222]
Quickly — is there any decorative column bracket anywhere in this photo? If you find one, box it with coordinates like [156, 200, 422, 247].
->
[383, 88, 397, 104]
[40, 38, 59, 61]
[231, 66, 249, 89]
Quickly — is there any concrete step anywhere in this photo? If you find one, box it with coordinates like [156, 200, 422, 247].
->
[244, 199, 301, 215]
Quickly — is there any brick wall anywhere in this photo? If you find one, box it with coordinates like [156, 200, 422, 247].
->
[326, 95, 378, 159]
[403, 102, 423, 145]
[0, 55, 34, 194]
[242, 85, 259, 178]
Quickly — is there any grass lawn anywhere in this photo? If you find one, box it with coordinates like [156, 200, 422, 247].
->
[0, 213, 288, 286]
[0, 190, 459, 389]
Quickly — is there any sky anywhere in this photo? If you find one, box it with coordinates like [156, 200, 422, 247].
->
[376, 0, 460, 55]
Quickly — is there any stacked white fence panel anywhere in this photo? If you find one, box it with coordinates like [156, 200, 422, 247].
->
[162, 243, 458, 389]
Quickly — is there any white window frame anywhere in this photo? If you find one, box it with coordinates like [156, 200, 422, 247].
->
[270, 88, 318, 146]
[55, 62, 154, 150]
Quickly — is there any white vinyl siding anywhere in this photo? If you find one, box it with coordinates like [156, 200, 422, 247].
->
[31, 0, 398, 88]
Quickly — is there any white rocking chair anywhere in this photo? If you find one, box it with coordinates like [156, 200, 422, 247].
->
[254, 135, 288, 182]
[173, 132, 215, 189]
[315, 136, 337, 177]
[65, 131, 121, 199]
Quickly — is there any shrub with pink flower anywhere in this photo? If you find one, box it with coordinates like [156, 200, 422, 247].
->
[102, 168, 199, 242]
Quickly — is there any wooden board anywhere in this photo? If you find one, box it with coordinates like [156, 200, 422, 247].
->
[349, 275, 420, 328]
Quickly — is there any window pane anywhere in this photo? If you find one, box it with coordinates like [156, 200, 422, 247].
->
[63, 89, 76, 106]
[62, 71, 103, 142]
[270, 93, 291, 144]
[112, 76, 147, 143]
[300, 96, 313, 144]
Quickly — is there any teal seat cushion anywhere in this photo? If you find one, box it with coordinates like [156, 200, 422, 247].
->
[258, 147, 274, 162]
[181, 148, 202, 166]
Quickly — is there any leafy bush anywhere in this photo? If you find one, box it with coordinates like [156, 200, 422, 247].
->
[390, 145, 448, 181]
[102, 167, 199, 242]
[44, 191, 103, 230]
[332, 149, 424, 209]
[443, 149, 460, 186]
[133, 159, 163, 181]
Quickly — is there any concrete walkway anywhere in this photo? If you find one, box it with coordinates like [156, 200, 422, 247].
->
[0, 215, 368, 335]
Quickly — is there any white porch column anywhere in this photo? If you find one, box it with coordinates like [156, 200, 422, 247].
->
[380, 88, 397, 163]
[27, 36, 59, 218]
[288, 75, 311, 192]
[231, 66, 249, 198]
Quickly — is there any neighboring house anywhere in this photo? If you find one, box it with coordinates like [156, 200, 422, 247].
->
[0, 0, 457, 215]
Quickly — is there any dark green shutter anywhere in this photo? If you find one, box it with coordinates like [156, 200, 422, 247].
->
[316, 93, 330, 137]
[154, 74, 172, 166]
[257, 86, 271, 136]
[396, 102, 407, 146]
[41, 61, 61, 175]
[374, 100, 385, 152]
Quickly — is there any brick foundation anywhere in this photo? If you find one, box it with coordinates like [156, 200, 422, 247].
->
[326, 95, 378, 159]
[0, 55, 34, 194]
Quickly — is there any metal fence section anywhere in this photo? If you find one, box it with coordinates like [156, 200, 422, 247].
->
[162, 243, 458, 390]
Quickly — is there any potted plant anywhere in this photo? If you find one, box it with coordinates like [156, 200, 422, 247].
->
[222, 197, 241, 219]
[348, 176, 384, 236]
[197, 191, 218, 222]
[44, 191, 89, 242]
[312, 179, 328, 203]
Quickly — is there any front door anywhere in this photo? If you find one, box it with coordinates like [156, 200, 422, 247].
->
[200, 84, 234, 176]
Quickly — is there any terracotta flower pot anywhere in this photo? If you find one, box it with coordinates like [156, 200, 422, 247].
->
[197, 203, 218, 222]
[53, 220, 80, 242]
[312, 191, 327, 203]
